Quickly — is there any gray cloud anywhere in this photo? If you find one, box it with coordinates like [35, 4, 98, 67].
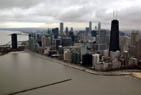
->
[0, 0, 41, 8]
[0, 0, 141, 30]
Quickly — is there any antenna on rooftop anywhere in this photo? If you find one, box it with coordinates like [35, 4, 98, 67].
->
[113, 9, 118, 20]
[113, 10, 115, 20]
[115, 9, 118, 19]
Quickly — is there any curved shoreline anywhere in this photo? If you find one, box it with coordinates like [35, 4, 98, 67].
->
[34, 52, 132, 76]
[25, 50, 141, 79]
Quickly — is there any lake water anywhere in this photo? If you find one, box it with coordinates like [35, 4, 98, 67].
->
[0, 51, 141, 95]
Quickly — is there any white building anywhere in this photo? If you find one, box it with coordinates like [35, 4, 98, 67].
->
[41, 35, 47, 49]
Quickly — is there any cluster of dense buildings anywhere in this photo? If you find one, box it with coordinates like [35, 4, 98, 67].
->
[28, 19, 141, 71]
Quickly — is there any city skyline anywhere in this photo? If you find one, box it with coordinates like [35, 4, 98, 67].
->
[0, 1, 141, 94]
[0, 0, 141, 30]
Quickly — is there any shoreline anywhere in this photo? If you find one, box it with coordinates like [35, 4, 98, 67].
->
[132, 73, 141, 79]
[25, 50, 141, 78]
[2, 50, 141, 79]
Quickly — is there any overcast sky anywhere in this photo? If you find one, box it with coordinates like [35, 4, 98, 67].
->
[0, 0, 141, 30]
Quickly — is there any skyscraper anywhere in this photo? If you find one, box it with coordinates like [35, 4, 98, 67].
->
[85, 27, 89, 36]
[70, 27, 73, 33]
[89, 21, 92, 33]
[52, 28, 59, 38]
[98, 22, 101, 32]
[96, 22, 101, 50]
[65, 27, 69, 36]
[97, 30, 108, 51]
[11, 33, 17, 49]
[28, 33, 34, 50]
[109, 19, 120, 52]
[60, 22, 64, 36]
[41, 35, 47, 49]
[129, 31, 139, 58]
[96, 22, 108, 51]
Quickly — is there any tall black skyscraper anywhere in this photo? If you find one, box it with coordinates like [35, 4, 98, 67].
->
[11, 33, 17, 49]
[109, 19, 120, 52]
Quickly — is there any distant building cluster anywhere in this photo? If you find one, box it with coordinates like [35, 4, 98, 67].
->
[28, 20, 141, 71]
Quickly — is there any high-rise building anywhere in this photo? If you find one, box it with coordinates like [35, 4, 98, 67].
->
[96, 30, 108, 51]
[89, 21, 92, 33]
[129, 31, 139, 58]
[82, 54, 92, 67]
[95, 22, 108, 51]
[85, 27, 89, 36]
[120, 36, 129, 55]
[52, 28, 59, 38]
[28, 33, 37, 51]
[70, 27, 73, 33]
[98, 22, 101, 32]
[109, 20, 120, 52]
[60, 22, 64, 36]
[137, 39, 141, 60]
[55, 39, 62, 50]
[65, 27, 69, 36]
[62, 37, 73, 47]
[96, 22, 101, 41]
[46, 36, 51, 46]
[11, 33, 17, 49]
[91, 30, 97, 37]
[129, 31, 141, 61]
[130, 31, 139, 46]
[41, 35, 47, 49]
